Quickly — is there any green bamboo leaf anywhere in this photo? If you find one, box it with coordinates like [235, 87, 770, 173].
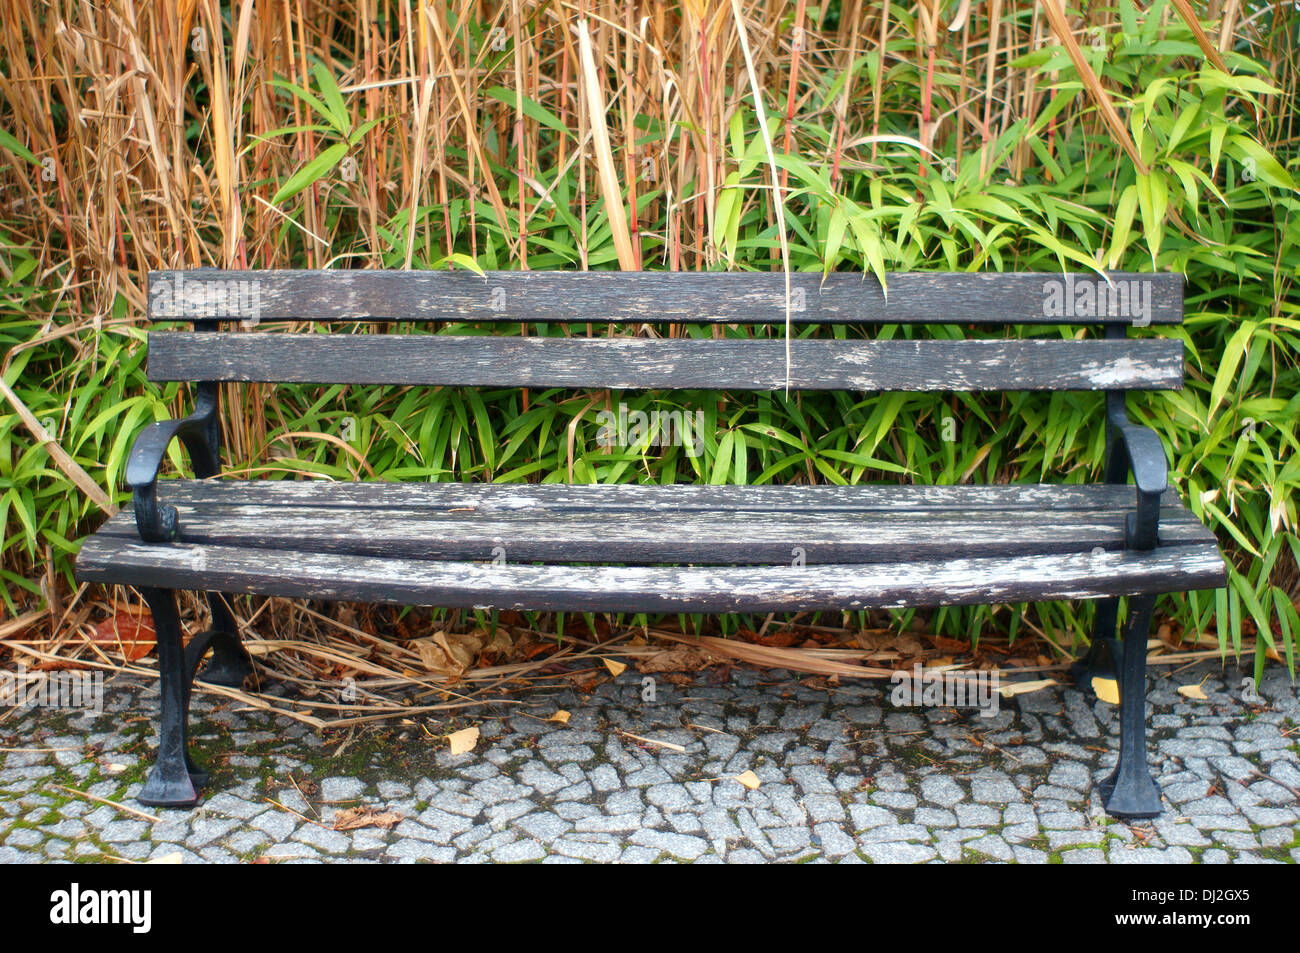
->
[272, 142, 348, 205]
[1108, 184, 1138, 269]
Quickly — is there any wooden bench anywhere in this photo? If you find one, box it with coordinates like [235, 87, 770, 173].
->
[75, 270, 1226, 818]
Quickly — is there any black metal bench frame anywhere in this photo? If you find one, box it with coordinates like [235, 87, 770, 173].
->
[75, 270, 1227, 819]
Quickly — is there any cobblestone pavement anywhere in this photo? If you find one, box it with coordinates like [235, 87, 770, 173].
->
[0, 659, 1297, 863]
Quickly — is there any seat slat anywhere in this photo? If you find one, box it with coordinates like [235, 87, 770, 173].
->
[149, 480, 1184, 512]
[147, 333, 1184, 391]
[94, 501, 1214, 565]
[148, 270, 1184, 325]
[75, 536, 1227, 611]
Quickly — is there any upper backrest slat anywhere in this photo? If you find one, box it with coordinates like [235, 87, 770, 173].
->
[147, 333, 1184, 391]
[147, 270, 1183, 325]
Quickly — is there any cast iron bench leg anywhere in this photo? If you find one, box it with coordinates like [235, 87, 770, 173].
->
[1071, 597, 1121, 692]
[137, 587, 204, 808]
[195, 592, 254, 688]
[1099, 593, 1163, 819]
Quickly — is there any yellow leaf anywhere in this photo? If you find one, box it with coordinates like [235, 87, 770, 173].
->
[1178, 683, 1209, 701]
[1092, 677, 1120, 705]
[998, 678, 1057, 698]
[147, 852, 183, 864]
[447, 725, 479, 755]
[548, 710, 571, 725]
[734, 770, 761, 790]
[603, 658, 627, 677]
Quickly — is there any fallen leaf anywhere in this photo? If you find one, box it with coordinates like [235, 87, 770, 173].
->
[147, 852, 183, 864]
[734, 770, 761, 790]
[603, 658, 627, 677]
[894, 634, 926, 656]
[635, 646, 712, 675]
[1092, 677, 1120, 704]
[104, 762, 128, 776]
[1178, 683, 1209, 701]
[483, 627, 513, 655]
[998, 678, 1057, 698]
[91, 609, 155, 661]
[737, 626, 799, 648]
[929, 635, 969, 654]
[548, 710, 571, 725]
[412, 630, 484, 681]
[447, 725, 479, 754]
[332, 806, 403, 831]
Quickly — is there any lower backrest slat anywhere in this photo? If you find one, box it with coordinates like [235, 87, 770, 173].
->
[147, 332, 1183, 391]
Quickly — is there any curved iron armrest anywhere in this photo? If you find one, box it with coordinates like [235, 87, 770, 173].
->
[1103, 393, 1168, 551]
[126, 383, 220, 542]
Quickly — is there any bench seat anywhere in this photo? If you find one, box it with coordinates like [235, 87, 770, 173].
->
[77, 480, 1225, 611]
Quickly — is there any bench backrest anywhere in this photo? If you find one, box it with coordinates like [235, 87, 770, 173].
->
[145, 270, 1184, 392]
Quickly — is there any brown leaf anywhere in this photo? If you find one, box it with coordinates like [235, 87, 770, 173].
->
[737, 626, 800, 648]
[92, 609, 156, 661]
[411, 630, 484, 680]
[636, 645, 713, 675]
[331, 807, 403, 831]
[929, 635, 969, 654]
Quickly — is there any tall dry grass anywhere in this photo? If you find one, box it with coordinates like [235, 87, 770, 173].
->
[5, 1, 1290, 305]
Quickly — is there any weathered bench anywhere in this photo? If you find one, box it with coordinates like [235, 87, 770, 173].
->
[75, 270, 1226, 818]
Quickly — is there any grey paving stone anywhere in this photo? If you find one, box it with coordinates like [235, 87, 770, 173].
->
[494, 839, 546, 863]
[862, 842, 936, 863]
[966, 834, 1013, 861]
[100, 820, 148, 844]
[920, 775, 964, 808]
[588, 765, 620, 792]
[430, 791, 482, 817]
[1061, 848, 1106, 864]
[518, 763, 569, 796]
[957, 804, 1004, 827]
[574, 812, 642, 833]
[971, 776, 1023, 804]
[848, 804, 896, 831]
[629, 829, 708, 860]
[248, 809, 299, 840]
[320, 776, 366, 802]
[915, 808, 957, 828]
[871, 790, 918, 810]
[1011, 846, 1048, 864]
[811, 822, 856, 857]
[646, 784, 693, 812]
[804, 794, 846, 823]
[1047, 761, 1091, 790]
[514, 812, 571, 843]
[293, 824, 351, 854]
[552, 836, 621, 863]
[486, 798, 536, 828]
[263, 841, 321, 861]
[1108, 846, 1195, 864]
